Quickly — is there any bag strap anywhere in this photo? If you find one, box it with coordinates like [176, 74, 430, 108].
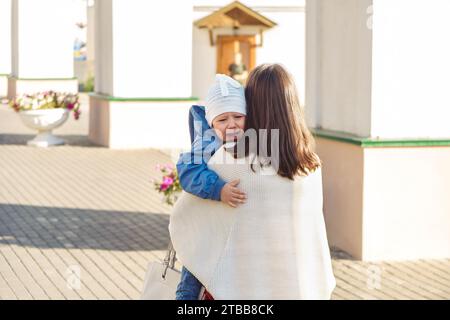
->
[162, 241, 176, 279]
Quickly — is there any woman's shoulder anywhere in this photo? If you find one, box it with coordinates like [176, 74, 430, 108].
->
[292, 166, 322, 191]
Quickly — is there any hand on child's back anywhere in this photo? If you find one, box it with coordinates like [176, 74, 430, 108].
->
[220, 179, 247, 208]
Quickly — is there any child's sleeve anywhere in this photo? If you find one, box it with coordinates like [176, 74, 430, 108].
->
[176, 105, 226, 201]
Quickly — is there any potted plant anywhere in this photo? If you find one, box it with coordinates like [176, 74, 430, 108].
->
[9, 91, 81, 147]
[153, 163, 182, 206]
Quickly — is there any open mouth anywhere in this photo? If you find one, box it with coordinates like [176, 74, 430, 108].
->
[225, 130, 242, 137]
[225, 133, 241, 141]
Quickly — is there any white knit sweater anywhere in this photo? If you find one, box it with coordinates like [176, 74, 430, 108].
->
[169, 146, 336, 300]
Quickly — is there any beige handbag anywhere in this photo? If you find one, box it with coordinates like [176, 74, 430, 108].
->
[140, 243, 181, 300]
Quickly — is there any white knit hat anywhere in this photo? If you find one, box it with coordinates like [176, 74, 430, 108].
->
[205, 74, 246, 126]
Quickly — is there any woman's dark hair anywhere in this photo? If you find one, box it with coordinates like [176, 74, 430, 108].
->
[236, 63, 320, 179]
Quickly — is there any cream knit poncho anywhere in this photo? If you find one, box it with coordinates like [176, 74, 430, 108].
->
[169, 146, 336, 300]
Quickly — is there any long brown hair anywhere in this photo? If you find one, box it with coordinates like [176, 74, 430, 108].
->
[239, 63, 320, 180]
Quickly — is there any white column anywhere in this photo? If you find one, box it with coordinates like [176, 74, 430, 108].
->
[9, 0, 78, 97]
[371, 0, 450, 138]
[95, 0, 193, 98]
[85, 1, 95, 81]
[305, 0, 321, 129]
[306, 0, 372, 137]
[90, 0, 195, 150]
[0, 0, 11, 97]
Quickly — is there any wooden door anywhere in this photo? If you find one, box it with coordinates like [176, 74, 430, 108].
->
[217, 35, 256, 83]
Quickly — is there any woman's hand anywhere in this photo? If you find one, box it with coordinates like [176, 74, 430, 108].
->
[220, 179, 247, 208]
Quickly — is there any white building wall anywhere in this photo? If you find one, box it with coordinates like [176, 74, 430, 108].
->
[192, 25, 216, 102]
[193, 0, 305, 6]
[11, 0, 75, 78]
[363, 146, 450, 260]
[111, 0, 193, 98]
[371, 0, 450, 139]
[255, 9, 305, 106]
[314, 0, 373, 137]
[87, 3, 95, 62]
[94, 0, 114, 95]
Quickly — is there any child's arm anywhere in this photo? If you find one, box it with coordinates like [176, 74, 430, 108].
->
[176, 106, 246, 207]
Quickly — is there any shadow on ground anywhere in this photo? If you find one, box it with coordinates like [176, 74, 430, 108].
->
[0, 203, 170, 252]
[0, 202, 352, 259]
[0, 134, 100, 147]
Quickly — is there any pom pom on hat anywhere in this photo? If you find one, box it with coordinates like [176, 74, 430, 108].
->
[205, 74, 246, 126]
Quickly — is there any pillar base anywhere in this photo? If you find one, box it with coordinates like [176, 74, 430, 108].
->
[7, 77, 78, 99]
[88, 94, 197, 150]
[314, 129, 450, 261]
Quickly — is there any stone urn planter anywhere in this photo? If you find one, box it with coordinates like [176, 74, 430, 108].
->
[19, 108, 70, 147]
[9, 91, 81, 147]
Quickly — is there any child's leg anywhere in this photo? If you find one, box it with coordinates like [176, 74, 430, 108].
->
[176, 266, 203, 300]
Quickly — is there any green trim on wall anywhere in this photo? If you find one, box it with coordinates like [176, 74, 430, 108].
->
[8, 76, 77, 81]
[0, 74, 10, 77]
[89, 93, 199, 102]
[312, 128, 450, 148]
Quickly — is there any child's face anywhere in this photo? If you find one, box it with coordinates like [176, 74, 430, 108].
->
[212, 112, 246, 142]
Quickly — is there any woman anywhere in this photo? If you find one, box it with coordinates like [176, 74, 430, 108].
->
[169, 64, 336, 299]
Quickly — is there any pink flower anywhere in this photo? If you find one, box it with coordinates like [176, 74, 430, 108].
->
[160, 183, 169, 191]
[163, 176, 174, 186]
[67, 103, 75, 110]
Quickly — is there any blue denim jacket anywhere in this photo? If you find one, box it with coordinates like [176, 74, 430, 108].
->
[176, 105, 226, 201]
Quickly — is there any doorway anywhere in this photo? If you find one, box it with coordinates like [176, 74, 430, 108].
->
[216, 35, 256, 84]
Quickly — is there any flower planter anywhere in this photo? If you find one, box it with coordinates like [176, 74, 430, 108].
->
[19, 108, 70, 147]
